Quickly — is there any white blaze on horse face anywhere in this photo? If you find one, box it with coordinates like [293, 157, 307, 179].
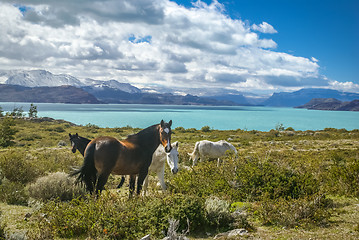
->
[163, 128, 169, 134]
[166, 147, 179, 174]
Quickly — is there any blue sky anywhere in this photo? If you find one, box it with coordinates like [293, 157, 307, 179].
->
[175, 0, 359, 85]
[0, 0, 358, 95]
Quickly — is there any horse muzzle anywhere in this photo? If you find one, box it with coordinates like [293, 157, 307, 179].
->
[171, 168, 178, 174]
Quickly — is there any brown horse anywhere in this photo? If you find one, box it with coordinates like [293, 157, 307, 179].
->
[70, 120, 172, 196]
[69, 133, 127, 188]
[69, 133, 90, 156]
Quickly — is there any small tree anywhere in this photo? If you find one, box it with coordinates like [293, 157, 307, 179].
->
[0, 116, 17, 147]
[201, 125, 211, 132]
[0, 106, 3, 117]
[8, 106, 24, 117]
[28, 103, 38, 118]
[275, 123, 285, 131]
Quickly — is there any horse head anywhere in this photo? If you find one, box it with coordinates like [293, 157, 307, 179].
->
[69, 133, 79, 153]
[166, 141, 179, 174]
[69, 133, 90, 156]
[159, 120, 172, 153]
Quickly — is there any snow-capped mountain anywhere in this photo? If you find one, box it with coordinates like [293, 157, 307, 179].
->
[1, 70, 84, 87]
[82, 78, 141, 94]
[0, 69, 141, 94]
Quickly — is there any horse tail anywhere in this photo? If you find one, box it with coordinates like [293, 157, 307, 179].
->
[70, 142, 97, 193]
[188, 141, 200, 158]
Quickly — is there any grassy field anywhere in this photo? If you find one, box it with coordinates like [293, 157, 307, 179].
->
[0, 117, 359, 239]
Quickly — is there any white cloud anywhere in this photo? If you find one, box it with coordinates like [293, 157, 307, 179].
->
[328, 80, 359, 93]
[0, 0, 352, 95]
[251, 22, 278, 34]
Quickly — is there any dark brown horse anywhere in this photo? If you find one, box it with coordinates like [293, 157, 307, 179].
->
[69, 133, 126, 188]
[69, 133, 90, 156]
[70, 120, 172, 196]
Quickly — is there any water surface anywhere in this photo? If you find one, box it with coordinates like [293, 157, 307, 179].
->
[1, 102, 358, 131]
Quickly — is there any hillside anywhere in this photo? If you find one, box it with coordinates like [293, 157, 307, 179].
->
[0, 84, 101, 104]
[296, 98, 359, 111]
[263, 88, 359, 107]
[84, 86, 238, 105]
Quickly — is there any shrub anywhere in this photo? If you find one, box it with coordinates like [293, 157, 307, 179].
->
[29, 193, 224, 239]
[169, 160, 239, 200]
[323, 152, 359, 196]
[205, 196, 233, 231]
[174, 127, 186, 133]
[255, 193, 332, 228]
[0, 117, 17, 147]
[0, 151, 41, 184]
[170, 156, 320, 202]
[201, 126, 211, 132]
[234, 157, 319, 201]
[27, 172, 86, 201]
[0, 180, 28, 205]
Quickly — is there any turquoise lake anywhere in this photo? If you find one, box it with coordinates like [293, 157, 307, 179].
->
[1, 102, 358, 131]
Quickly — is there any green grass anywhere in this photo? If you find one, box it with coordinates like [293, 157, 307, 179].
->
[0, 117, 359, 239]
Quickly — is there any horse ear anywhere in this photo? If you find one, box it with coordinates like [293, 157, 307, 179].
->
[160, 120, 164, 127]
[75, 133, 78, 137]
[169, 120, 172, 127]
[69, 133, 72, 137]
[175, 141, 178, 147]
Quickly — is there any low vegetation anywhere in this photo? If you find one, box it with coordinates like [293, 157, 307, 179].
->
[0, 116, 358, 239]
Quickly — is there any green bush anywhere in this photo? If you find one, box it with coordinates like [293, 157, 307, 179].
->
[169, 160, 239, 200]
[322, 152, 359, 196]
[234, 156, 320, 201]
[27, 172, 86, 202]
[0, 180, 28, 205]
[174, 127, 186, 133]
[170, 156, 320, 202]
[205, 196, 233, 231]
[30, 193, 219, 239]
[0, 117, 17, 147]
[0, 151, 41, 184]
[255, 193, 332, 228]
[201, 126, 211, 132]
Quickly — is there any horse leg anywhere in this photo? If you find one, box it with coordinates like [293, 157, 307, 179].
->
[157, 165, 167, 191]
[142, 175, 149, 196]
[129, 175, 136, 197]
[117, 175, 126, 188]
[192, 155, 199, 166]
[136, 168, 149, 195]
[96, 172, 110, 195]
[217, 158, 221, 167]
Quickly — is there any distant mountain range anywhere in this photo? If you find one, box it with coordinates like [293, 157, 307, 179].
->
[262, 88, 359, 107]
[0, 70, 236, 105]
[0, 69, 358, 106]
[296, 98, 359, 111]
[0, 84, 100, 104]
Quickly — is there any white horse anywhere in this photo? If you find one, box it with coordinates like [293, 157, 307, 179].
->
[142, 141, 179, 193]
[189, 140, 237, 166]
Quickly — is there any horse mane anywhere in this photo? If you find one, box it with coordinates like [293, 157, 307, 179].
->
[126, 124, 160, 142]
[78, 135, 91, 142]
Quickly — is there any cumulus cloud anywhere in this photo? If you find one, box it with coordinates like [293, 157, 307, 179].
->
[0, 0, 350, 95]
[251, 22, 278, 34]
[328, 80, 359, 93]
